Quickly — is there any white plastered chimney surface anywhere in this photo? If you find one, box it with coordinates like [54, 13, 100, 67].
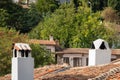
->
[92, 39, 109, 49]
[89, 39, 111, 66]
[12, 43, 34, 80]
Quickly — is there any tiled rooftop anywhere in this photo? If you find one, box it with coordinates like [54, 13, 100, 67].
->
[1, 62, 120, 80]
[56, 48, 89, 54]
[29, 39, 57, 46]
[0, 64, 68, 80]
[43, 63, 120, 80]
[56, 48, 120, 55]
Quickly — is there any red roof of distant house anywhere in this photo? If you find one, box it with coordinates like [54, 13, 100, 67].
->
[56, 48, 89, 54]
[56, 48, 120, 55]
[112, 49, 120, 55]
[29, 39, 57, 46]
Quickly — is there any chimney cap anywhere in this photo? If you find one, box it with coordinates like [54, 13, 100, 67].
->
[13, 43, 32, 51]
[91, 39, 109, 49]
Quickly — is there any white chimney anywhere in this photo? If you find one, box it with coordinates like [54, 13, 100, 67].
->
[49, 35, 54, 41]
[12, 43, 34, 80]
[12, 0, 19, 3]
[88, 39, 111, 66]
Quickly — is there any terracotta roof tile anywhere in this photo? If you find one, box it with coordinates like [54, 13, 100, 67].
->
[0, 64, 68, 80]
[42, 63, 120, 80]
[29, 39, 56, 46]
[1, 63, 120, 80]
[107, 72, 120, 80]
[112, 49, 120, 55]
[56, 48, 120, 55]
[56, 48, 89, 54]
[14, 43, 32, 50]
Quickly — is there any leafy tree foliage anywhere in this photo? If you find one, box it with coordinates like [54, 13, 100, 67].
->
[0, 27, 55, 75]
[85, 0, 120, 13]
[0, 0, 41, 33]
[10, 4, 41, 33]
[0, 27, 28, 75]
[88, 0, 108, 12]
[36, 0, 59, 16]
[0, 9, 9, 27]
[101, 7, 119, 23]
[30, 2, 115, 48]
[0, 0, 13, 8]
[30, 44, 55, 68]
[108, 0, 120, 12]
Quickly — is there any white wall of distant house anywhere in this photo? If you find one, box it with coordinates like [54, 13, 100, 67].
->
[63, 54, 88, 67]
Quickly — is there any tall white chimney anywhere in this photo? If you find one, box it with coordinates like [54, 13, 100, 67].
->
[49, 35, 54, 41]
[12, 43, 34, 80]
[88, 39, 111, 66]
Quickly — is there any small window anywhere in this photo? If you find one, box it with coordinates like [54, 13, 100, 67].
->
[25, 50, 29, 57]
[73, 57, 82, 67]
[86, 58, 88, 66]
[21, 50, 24, 57]
[63, 57, 69, 65]
[46, 49, 51, 52]
[14, 49, 17, 57]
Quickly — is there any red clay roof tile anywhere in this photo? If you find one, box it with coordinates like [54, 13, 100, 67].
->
[56, 48, 120, 55]
[1, 63, 120, 80]
[29, 39, 56, 46]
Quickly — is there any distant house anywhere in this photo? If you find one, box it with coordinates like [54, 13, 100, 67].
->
[29, 36, 61, 53]
[56, 48, 120, 67]
[29, 37, 120, 67]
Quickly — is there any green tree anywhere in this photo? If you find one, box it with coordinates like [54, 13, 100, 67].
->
[0, 9, 9, 27]
[30, 44, 55, 68]
[0, 0, 13, 8]
[108, 0, 120, 12]
[36, 0, 59, 16]
[15, 4, 42, 33]
[6, 4, 41, 33]
[0, 27, 28, 75]
[88, 0, 108, 12]
[30, 2, 115, 48]
[29, 2, 76, 47]
[0, 0, 41, 33]
[101, 7, 119, 23]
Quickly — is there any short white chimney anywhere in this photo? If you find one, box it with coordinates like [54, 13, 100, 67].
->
[88, 39, 111, 66]
[12, 43, 34, 80]
[49, 35, 54, 41]
[12, 0, 21, 3]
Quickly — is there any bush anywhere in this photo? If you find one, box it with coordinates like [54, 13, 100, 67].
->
[30, 44, 55, 68]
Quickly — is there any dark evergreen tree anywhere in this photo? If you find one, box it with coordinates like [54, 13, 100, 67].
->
[89, 0, 108, 12]
[108, 0, 120, 12]
[36, 0, 59, 16]
[0, 0, 41, 33]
